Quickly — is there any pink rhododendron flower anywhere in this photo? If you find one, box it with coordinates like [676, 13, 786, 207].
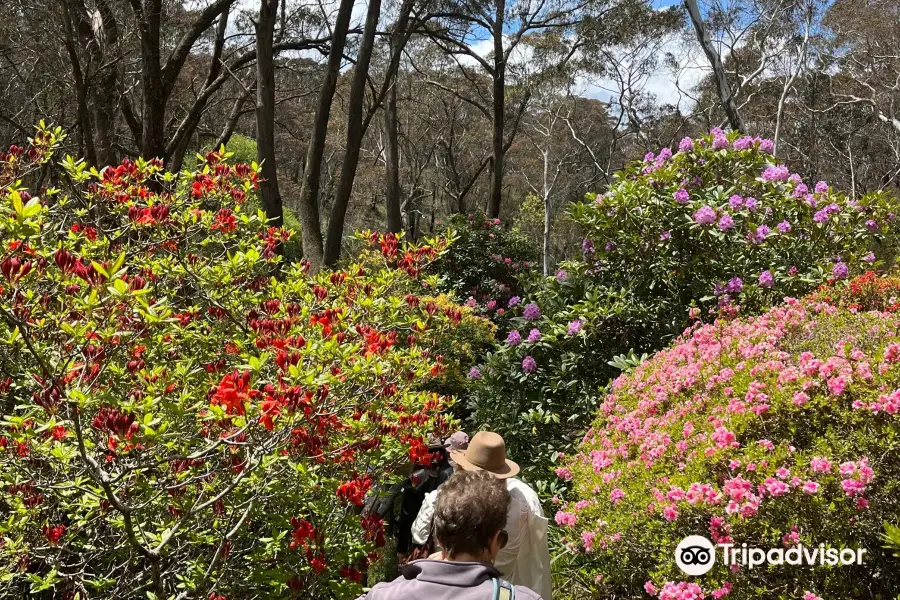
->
[555, 511, 577, 526]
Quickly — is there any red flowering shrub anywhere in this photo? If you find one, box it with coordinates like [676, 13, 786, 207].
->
[553, 297, 900, 599]
[0, 125, 469, 599]
[807, 270, 900, 313]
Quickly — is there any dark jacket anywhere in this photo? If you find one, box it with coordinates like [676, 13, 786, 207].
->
[359, 560, 542, 600]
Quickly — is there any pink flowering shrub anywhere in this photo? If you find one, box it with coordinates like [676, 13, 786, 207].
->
[554, 298, 900, 599]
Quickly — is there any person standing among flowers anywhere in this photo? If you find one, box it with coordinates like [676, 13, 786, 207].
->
[410, 431, 551, 599]
[359, 470, 543, 599]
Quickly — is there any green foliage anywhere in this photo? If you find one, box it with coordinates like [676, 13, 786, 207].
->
[883, 522, 900, 558]
[553, 298, 900, 599]
[428, 212, 539, 318]
[0, 125, 472, 599]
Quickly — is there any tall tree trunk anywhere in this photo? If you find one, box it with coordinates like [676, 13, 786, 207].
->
[136, 0, 167, 159]
[488, 0, 506, 218]
[59, 0, 97, 166]
[384, 79, 403, 233]
[683, 0, 745, 133]
[323, 0, 382, 266]
[255, 0, 283, 227]
[542, 151, 551, 277]
[128, 0, 235, 162]
[296, 0, 354, 270]
[382, 0, 418, 234]
[216, 87, 254, 150]
[92, 0, 120, 166]
[168, 8, 230, 173]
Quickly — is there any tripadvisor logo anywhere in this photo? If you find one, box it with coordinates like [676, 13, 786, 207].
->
[675, 535, 867, 575]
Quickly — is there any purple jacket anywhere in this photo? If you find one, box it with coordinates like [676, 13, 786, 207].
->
[359, 560, 543, 600]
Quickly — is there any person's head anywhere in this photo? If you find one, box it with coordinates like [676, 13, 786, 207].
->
[449, 431, 519, 479]
[433, 470, 510, 563]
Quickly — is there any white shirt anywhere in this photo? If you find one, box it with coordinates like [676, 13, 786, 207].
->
[410, 477, 552, 599]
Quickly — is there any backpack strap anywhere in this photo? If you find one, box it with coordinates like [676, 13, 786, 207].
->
[492, 577, 515, 600]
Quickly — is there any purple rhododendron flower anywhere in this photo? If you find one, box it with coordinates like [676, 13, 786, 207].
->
[726, 277, 743, 294]
[827, 203, 841, 214]
[555, 269, 568, 282]
[644, 152, 655, 162]
[660, 231, 671, 241]
[712, 134, 729, 150]
[866, 220, 878, 231]
[733, 136, 754, 150]
[522, 356, 537, 373]
[718, 214, 735, 231]
[523, 303, 541, 321]
[679, 137, 694, 152]
[527, 328, 542, 343]
[788, 266, 798, 276]
[729, 194, 743, 210]
[582, 239, 595, 256]
[693, 206, 717, 225]
[744, 197, 758, 211]
[762, 165, 790, 182]
[755, 224, 771, 241]
[777, 220, 792, 233]
[508, 296, 521, 308]
[486, 300, 497, 310]
[674, 188, 690, 204]
[506, 330, 522, 346]
[759, 270, 775, 288]
[792, 183, 808, 198]
[567, 320, 584, 336]
[832, 262, 849, 279]
[605, 241, 617, 252]
[657, 147, 672, 162]
[710, 127, 724, 136]
[468, 366, 482, 379]
[757, 138, 775, 153]
[864, 252, 876, 263]
[814, 210, 829, 223]
[788, 173, 803, 185]
[815, 181, 829, 194]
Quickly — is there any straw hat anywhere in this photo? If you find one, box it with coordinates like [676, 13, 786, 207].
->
[449, 431, 519, 479]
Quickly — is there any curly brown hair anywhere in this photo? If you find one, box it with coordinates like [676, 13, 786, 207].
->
[432, 470, 510, 556]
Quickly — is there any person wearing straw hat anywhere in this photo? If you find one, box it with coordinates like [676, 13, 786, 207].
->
[360, 470, 542, 600]
[411, 432, 551, 600]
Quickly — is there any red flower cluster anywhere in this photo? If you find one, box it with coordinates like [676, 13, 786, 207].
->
[128, 203, 170, 225]
[1, 256, 32, 283]
[42, 523, 66, 545]
[91, 406, 137, 439]
[211, 208, 237, 233]
[356, 325, 397, 357]
[209, 371, 257, 416]
[289, 517, 318, 549]
[336, 475, 372, 506]
[361, 514, 386, 548]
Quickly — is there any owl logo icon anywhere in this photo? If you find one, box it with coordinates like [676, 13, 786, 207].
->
[675, 535, 716, 576]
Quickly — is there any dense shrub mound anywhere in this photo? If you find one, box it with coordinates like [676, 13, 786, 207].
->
[429, 212, 538, 319]
[0, 126, 473, 599]
[467, 130, 900, 493]
[553, 296, 900, 599]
